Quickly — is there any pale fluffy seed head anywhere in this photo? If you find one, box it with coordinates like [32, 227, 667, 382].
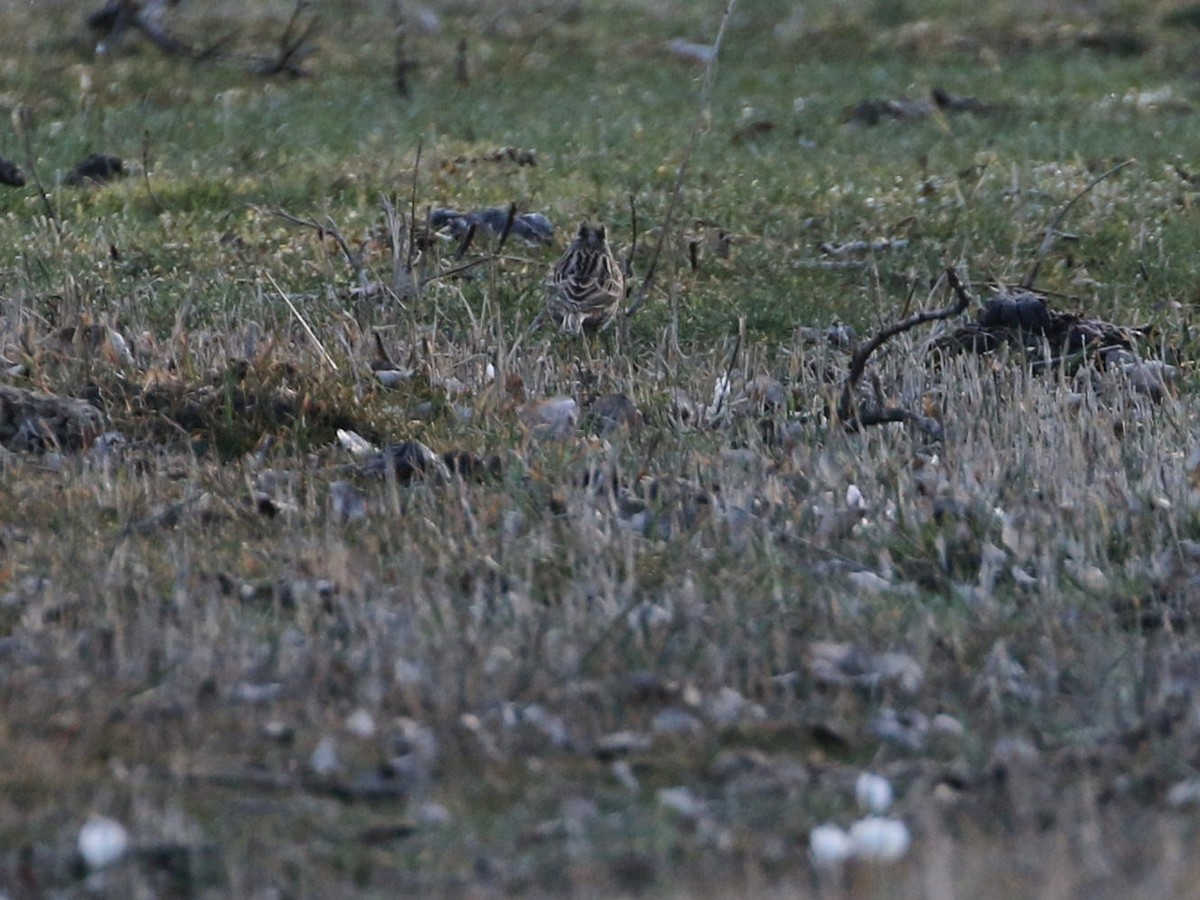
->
[848, 816, 911, 863]
[809, 824, 853, 870]
[79, 815, 129, 871]
[855, 771, 894, 813]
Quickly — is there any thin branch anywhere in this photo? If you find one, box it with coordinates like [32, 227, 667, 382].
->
[15, 109, 58, 235]
[262, 270, 338, 372]
[262, 206, 362, 281]
[423, 254, 535, 284]
[453, 221, 477, 259]
[253, 0, 318, 77]
[626, 0, 738, 319]
[1022, 159, 1135, 289]
[141, 129, 166, 213]
[263, 206, 317, 231]
[623, 192, 638, 283]
[493, 202, 517, 255]
[394, 21, 417, 96]
[422, 204, 433, 262]
[837, 267, 971, 427]
[405, 138, 422, 274]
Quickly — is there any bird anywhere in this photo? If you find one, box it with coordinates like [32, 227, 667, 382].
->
[546, 223, 625, 334]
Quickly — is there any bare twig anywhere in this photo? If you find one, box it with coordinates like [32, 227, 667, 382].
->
[493, 202, 517, 255]
[262, 270, 338, 372]
[453, 221, 477, 259]
[422, 254, 534, 284]
[319, 216, 363, 283]
[1022, 159, 1135, 289]
[626, 0, 738, 319]
[263, 205, 318, 233]
[14, 109, 58, 235]
[141, 129, 166, 213]
[372, 330, 394, 368]
[406, 139, 422, 275]
[836, 267, 971, 429]
[422, 204, 433, 260]
[623, 192, 638, 284]
[394, 24, 417, 96]
[254, 0, 318, 77]
[262, 206, 363, 282]
[455, 37, 469, 86]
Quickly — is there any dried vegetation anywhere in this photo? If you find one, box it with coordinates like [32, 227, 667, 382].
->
[2, 0, 1200, 897]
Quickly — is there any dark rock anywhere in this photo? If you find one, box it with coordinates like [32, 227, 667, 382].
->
[0, 156, 25, 187]
[65, 153, 126, 186]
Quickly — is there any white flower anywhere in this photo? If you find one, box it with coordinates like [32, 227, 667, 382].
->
[855, 772, 894, 813]
[78, 815, 129, 870]
[809, 824, 852, 870]
[848, 816, 910, 863]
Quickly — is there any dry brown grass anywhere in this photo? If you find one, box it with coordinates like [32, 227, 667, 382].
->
[3, 287, 1198, 895]
[3, 0, 1200, 896]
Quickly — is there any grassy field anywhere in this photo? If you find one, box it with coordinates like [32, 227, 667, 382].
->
[3, 0, 1200, 896]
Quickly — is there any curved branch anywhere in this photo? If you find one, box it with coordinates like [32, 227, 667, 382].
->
[837, 267, 972, 429]
[1022, 159, 1135, 290]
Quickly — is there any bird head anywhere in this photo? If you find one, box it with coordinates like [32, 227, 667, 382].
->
[575, 222, 608, 248]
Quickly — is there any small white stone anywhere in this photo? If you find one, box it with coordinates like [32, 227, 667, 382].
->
[375, 369, 412, 388]
[345, 708, 376, 739]
[666, 37, 716, 65]
[232, 681, 282, 704]
[847, 570, 890, 594]
[931, 714, 965, 735]
[855, 772, 894, 813]
[106, 327, 133, 365]
[78, 815, 129, 871]
[1167, 778, 1200, 807]
[310, 735, 340, 775]
[413, 800, 451, 826]
[336, 428, 377, 456]
[846, 483, 865, 509]
[1076, 564, 1108, 593]
[809, 824, 852, 870]
[657, 786, 703, 820]
[393, 658, 426, 686]
[612, 760, 640, 792]
[651, 708, 703, 736]
[518, 396, 578, 438]
[848, 816, 910, 863]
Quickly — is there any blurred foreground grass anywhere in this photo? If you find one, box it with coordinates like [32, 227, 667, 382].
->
[2, 1, 1200, 896]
